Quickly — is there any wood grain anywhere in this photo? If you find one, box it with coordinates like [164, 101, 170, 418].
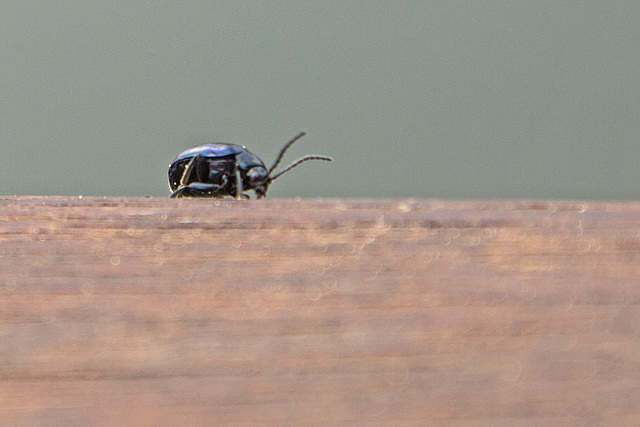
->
[0, 196, 639, 425]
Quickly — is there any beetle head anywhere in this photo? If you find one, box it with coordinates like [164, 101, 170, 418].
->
[246, 166, 269, 198]
[250, 131, 332, 198]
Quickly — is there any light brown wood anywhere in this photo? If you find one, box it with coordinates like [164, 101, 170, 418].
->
[0, 196, 639, 424]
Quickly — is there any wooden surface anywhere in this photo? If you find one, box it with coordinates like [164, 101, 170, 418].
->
[0, 196, 639, 425]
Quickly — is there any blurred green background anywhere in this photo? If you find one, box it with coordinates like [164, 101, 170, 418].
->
[2, 2, 639, 199]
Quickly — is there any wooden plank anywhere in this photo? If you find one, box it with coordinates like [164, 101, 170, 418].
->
[0, 196, 639, 425]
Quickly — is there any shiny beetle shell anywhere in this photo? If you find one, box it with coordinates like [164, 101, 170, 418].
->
[168, 131, 332, 199]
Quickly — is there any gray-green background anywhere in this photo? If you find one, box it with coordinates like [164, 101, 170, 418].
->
[2, 2, 639, 199]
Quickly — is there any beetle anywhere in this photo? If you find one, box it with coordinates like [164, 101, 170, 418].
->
[168, 131, 332, 199]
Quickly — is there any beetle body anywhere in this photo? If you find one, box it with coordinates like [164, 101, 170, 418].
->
[168, 132, 331, 199]
[168, 144, 269, 198]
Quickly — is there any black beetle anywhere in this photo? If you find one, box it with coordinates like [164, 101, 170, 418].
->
[168, 131, 332, 199]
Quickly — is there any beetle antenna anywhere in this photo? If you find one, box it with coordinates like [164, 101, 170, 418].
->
[268, 155, 333, 182]
[268, 131, 307, 175]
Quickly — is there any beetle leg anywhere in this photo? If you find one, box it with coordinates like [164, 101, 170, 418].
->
[170, 173, 231, 198]
[170, 183, 225, 198]
[235, 170, 249, 199]
[180, 153, 204, 186]
[234, 164, 246, 199]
